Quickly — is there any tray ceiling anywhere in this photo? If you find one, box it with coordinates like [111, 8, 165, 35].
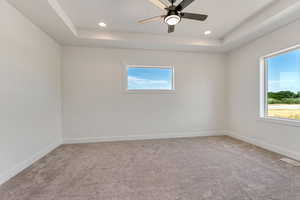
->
[7, 0, 300, 52]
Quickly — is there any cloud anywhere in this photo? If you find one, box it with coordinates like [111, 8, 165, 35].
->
[269, 80, 300, 92]
[128, 76, 169, 85]
[128, 76, 171, 89]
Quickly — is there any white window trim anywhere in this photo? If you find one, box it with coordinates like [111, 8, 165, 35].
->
[125, 65, 175, 94]
[259, 44, 300, 127]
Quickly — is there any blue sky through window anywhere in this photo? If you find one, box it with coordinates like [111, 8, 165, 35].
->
[267, 49, 300, 93]
[127, 67, 173, 90]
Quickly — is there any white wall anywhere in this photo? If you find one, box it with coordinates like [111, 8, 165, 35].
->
[227, 19, 300, 160]
[62, 47, 226, 142]
[0, 0, 62, 184]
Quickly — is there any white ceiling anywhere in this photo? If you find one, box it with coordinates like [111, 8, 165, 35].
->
[6, 0, 300, 52]
[57, 0, 274, 39]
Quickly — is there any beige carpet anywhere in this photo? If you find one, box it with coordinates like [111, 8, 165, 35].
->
[1, 136, 300, 200]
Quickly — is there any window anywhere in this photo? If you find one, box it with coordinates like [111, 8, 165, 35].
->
[260, 46, 300, 122]
[126, 66, 174, 91]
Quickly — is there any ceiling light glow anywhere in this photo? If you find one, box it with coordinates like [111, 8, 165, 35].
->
[204, 30, 211, 35]
[164, 15, 181, 26]
[98, 22, 107, 27]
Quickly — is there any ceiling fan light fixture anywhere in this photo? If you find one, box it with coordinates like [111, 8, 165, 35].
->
[164, 15, 181, 25]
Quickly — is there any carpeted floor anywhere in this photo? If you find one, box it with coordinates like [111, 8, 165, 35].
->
[1, 136, 300, 200]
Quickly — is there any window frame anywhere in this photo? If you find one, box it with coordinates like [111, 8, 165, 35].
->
[259, 44, 300, 126]
[125, 65, 175, 94]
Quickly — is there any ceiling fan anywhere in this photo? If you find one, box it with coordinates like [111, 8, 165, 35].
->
[138, 0, 208, 33]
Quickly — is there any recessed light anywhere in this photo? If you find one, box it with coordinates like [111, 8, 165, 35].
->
[98, 22, 107, 27]
[204, 30, 211, 35]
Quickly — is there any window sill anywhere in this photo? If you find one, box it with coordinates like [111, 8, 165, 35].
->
[125, 90, 176, 94]
[258, 117, 300, 127]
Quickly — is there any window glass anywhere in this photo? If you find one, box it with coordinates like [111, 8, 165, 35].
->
[127, 67, 174, 90]
[266, 49, 300, 120]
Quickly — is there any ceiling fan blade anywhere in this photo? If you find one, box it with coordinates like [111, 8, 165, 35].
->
[180, 12, 208, 21]
[148, 0, 168, 10]
[168, 25, 175, 33]
[176, 0, 195, 11]
[138, 15, 164, 24]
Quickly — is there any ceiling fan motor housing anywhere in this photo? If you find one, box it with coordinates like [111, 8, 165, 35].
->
[166, 8, 179, 16]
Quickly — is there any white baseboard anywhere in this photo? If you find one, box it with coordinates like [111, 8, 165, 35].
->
[63, 130, 226, 144]
[0, 140, 62, 185]
[226, 131, 300, 161]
